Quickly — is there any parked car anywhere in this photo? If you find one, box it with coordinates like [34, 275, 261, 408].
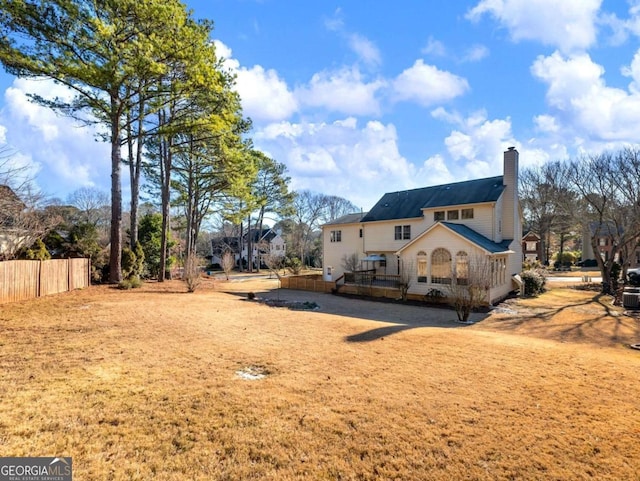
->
[627, 268, 640, 286]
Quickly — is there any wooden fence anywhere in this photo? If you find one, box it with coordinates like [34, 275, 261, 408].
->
[279, 274, 334, 293]
[0, 258, 90, 304]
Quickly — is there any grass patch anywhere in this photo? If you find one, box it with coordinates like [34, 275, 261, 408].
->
[1, 279, 640, 479]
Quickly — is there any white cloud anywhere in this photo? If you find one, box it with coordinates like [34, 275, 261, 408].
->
[213, 40, 297, 122]
[324, 8, 344, 32]
[533, 114, 559, 133]
[254, 118, 419, 209]
[461, 44, 490, 63]
[622, 48, 640, 93]
[234, 65, 298, 122]
[434, 109, 517, 177]
[531, 51, 640, 141]
[422, 36, 447, 57]
[0, 78, 111, 197]
[392, 60, 469, 107]
[295, 67, 385, 116]
[348, 33, 382, 67]
[467, 0, 601, 54]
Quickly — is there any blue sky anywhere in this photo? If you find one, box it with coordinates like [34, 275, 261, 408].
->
[1, 0, 639, 212]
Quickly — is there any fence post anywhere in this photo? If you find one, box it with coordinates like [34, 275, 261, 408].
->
[37, 259, 43, 298]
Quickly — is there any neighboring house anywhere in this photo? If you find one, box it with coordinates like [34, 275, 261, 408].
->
[210, 228, 286, 268]
[242, 228, 286, 268]
[0, 184, 28, 258]
[581, 222, 640, 268]
[210, 236, 240, 266]
[522, 231, 543, 263]
[322, 148, 523, 305]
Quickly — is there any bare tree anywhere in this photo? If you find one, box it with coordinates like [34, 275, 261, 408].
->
[448, 256, 492, 323]
[341, 253, 360, 272]
[0, 147, 60, 258]
[263, 250, 286, 282]
[67, 187, 110, 226]
[221, 250, 235, 280]
[398, 259, 414, 301]
[520, 161, 577, 264]
[568, 150, 640, 293]
[183, 253, 202, 292]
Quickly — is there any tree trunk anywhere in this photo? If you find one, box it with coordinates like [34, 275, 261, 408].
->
[128, 97, 144, 248]
[247, 215, 253, 273]
[158, 109, 172, 282]
[109, 96, 123, 283]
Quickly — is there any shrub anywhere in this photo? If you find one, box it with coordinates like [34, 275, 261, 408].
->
[183, 254, 202, 293]
[521, 269, 546, 296]
[286, 256, 303, 275]
[17, 238, 51, 260]
[117, 277, 142, 290]
[554, 251, 577, 264]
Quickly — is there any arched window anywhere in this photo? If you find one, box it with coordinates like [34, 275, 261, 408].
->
[417, 251, 427, 283]
[431, 248, 452, 284]
[456, 251, 469, 285]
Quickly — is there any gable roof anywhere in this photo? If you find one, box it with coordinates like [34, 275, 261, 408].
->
[396, 221, 512, 255]
[361, 176, 505, 222]
[441, 222, 513, 253]
[587, 221, 622, 237]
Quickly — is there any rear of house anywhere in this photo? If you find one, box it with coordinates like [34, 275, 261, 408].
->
[322, 148, 523, 305]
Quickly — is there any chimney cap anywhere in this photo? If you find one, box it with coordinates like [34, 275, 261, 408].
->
[507, 146, 516, 151]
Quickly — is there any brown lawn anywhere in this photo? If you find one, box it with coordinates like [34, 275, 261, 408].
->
[1, 277, 640, 480]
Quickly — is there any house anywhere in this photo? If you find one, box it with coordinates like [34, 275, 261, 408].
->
[522, 231, 543, 263]
[581, 222, 640, 268]
[0, 184, 28, 258]
[321, 148, 523, 305]
[210, 228, 286, 269]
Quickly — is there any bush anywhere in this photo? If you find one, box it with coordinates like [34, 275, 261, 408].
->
[117, 276, 142, 290]
[17, 238, 51, 260]
[286, 256, 303, 275]
[554, 251, 577, 264]
[183, 254, 202, 293]
[521, 269, 546, 296]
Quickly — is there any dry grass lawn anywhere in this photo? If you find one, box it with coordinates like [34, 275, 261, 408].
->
[1, 277, 640, 480]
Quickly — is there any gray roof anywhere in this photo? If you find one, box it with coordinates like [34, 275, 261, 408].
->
[442, 222, 512, 254]
[361, 176, 504, 222]
[324, 212, 368, 226]
[587, 221, 622, 237]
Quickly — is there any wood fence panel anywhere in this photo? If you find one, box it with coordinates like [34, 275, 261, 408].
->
[39, 259, 69, 296]
[0, 260, 39, 304]
[69, 258, 90, 290]
[0, 258, 90, 304]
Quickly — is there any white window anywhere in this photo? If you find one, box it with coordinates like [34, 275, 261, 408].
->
[431, 248, 452, 284]
[394, 225, 411, 240]
[461, 208, 474, 219]
[330, 230, 341, 242]
[417, 251, 427, 283]
[455, 251, 469, 285]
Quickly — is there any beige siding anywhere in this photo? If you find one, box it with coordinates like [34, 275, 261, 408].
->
[397, 224, 515, 304]
[362, 219, 427, 252]
[421, 203, 497, 240]
[322, 224, 364, 280]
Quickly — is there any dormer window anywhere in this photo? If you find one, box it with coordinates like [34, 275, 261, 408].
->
[434, 211, 445, 221]
[461, 208, 474, 219]
[447, 210, 459, 220]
